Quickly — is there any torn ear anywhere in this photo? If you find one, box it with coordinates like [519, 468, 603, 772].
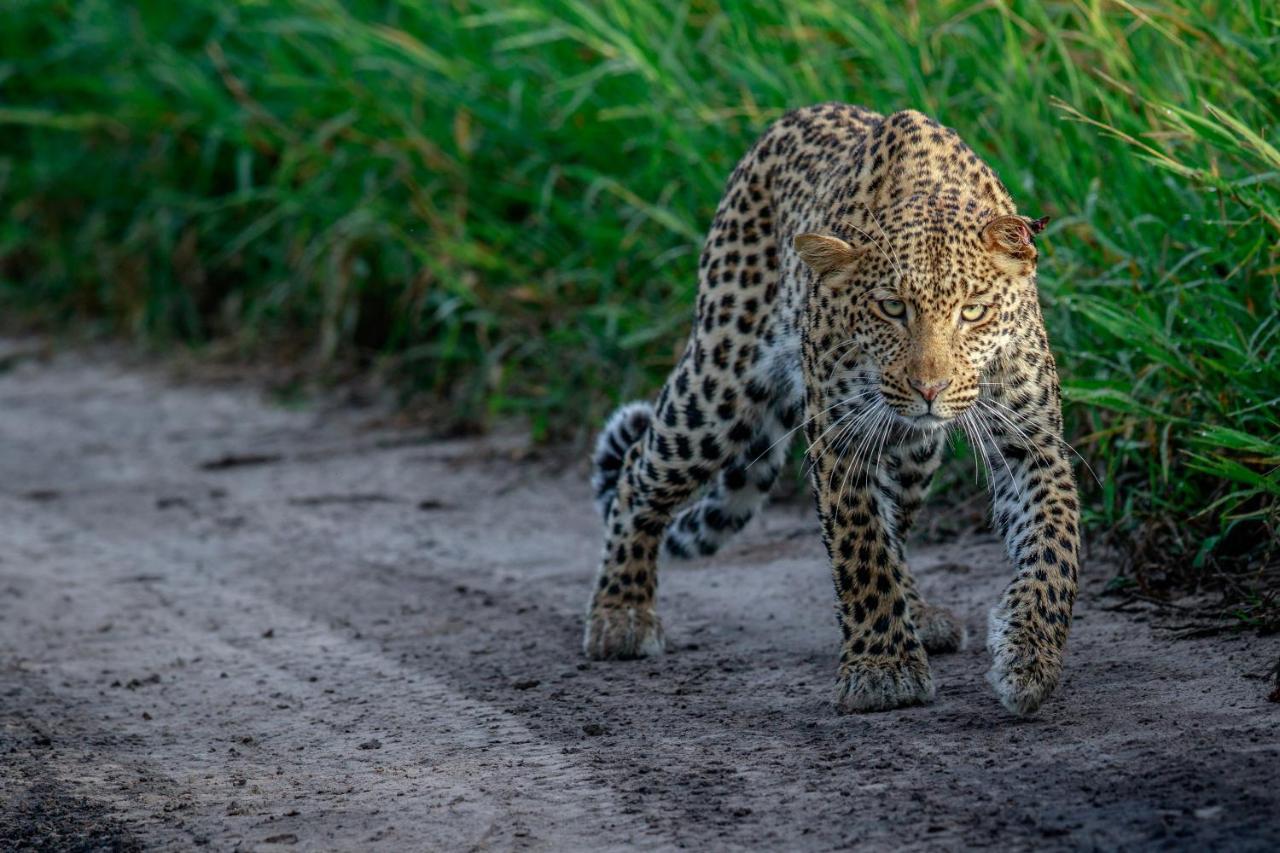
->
[981, 214, 1046, 271]
[793, 233, 860, 277]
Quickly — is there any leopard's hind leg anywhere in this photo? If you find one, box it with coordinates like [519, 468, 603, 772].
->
[661, 398, 800, 560]
[584, 355, 786, 659]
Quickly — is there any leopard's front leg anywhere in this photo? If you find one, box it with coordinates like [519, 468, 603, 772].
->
[885, 436, 966, 654]
[807, 395, 934, 712]
[978, 356, 1081, 714]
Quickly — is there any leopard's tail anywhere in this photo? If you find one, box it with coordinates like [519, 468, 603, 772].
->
[591, 401, 653, 520]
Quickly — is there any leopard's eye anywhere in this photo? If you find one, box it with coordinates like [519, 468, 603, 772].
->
[960, 303, 989, 323]
[879, 299, 907, 320]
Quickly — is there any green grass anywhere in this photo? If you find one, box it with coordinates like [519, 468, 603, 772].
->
[1, 0, 1277, 590]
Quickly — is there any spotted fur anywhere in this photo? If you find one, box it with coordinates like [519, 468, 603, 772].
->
[584, 104, 1080, 716]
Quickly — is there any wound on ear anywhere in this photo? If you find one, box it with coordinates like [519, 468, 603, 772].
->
[981, 215, 1037, 265]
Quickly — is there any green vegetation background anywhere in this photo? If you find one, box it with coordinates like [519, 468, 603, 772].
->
[2, 1, 1277, 594]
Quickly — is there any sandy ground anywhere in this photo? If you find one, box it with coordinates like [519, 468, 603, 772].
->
[0, 343, 1277, 852]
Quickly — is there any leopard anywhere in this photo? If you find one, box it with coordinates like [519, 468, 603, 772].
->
[584, 103, 1080, 715]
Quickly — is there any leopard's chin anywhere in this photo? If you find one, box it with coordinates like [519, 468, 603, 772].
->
[909, 412, 953, 430]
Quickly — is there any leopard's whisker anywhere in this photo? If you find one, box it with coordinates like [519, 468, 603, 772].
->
[842, 219, 903, 280]
[745, 348, 876, 474]
[961, 424, 981, 488]
[838, 405, 890, 512]
[744, 381, 873, 472]
[833, 413, 871, 512]
[816, 338, 859, 366]
[797, 389, 878, 466]
[801, 407, 858, 479]
[864, 204, 906, 278]
[821, 399, 886, 491]
[975, 398, 1103, 487]
[958, 410, 996, 487]
[825, 346, 865, 384]
[873, 407, 897, 473]
[803, 398, 882, 486]
[805, 393, 880, 486]
[832, 406, 877, 510]
[864, 409, 901, 522]
[969, 407, 1023, 500]
[859, 407, 896, 515]
[956, 414, 982, 486]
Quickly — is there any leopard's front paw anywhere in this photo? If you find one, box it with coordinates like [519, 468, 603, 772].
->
[913, 604, 966, 654]
[835, 650, 935, 713]
[986, 604, 1064, 715]
[583, 604, 665, 660]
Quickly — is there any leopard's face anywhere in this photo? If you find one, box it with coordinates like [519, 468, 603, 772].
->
[796, 204, 1042, 430]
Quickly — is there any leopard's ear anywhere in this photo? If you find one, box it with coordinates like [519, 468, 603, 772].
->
[981, 214, 1043, 272]
[794, 233, 860, 277]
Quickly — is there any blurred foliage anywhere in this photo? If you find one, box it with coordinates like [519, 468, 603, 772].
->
[1, 0, 1277, 587]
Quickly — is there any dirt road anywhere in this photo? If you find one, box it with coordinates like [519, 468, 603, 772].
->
[1, 343, 1277, 851]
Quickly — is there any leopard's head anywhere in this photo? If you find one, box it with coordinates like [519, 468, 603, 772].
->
[795, 202, 1045, 429]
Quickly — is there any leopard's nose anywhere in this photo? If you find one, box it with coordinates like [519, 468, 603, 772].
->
[908, 377, 952, 402]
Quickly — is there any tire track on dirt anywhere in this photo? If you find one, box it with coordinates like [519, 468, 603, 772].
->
[1, 487, 665, 850]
